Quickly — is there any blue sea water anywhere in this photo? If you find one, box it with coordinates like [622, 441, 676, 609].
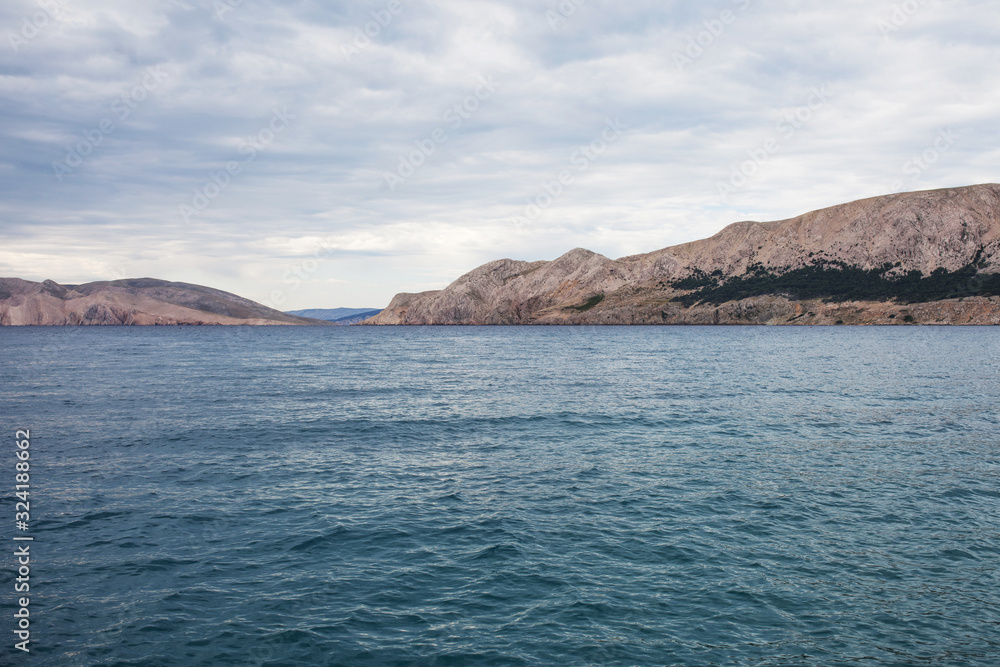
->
[1, 325, 999, 666]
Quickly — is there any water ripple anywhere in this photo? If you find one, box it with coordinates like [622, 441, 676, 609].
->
[2, 325, 999, 665]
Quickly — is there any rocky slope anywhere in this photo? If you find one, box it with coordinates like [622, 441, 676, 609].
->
[0, 278, 330, 325]
[365, 184, 1000, 325]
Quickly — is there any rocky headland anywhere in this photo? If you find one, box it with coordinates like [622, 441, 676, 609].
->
[365, 184, 1000, 325]
[0, 278, 329, 325]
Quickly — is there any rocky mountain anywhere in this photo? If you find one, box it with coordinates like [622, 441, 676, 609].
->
[365, 184, 1000, 325]
[0, 278, 330, 325]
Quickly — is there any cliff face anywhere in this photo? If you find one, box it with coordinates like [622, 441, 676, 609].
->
[366, 184, 1000, 325]
[0, 278, 329, 325]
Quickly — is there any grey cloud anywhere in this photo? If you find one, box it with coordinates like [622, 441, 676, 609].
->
[0, 0, 998, 308]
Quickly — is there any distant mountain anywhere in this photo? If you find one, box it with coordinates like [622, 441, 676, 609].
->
[0, 278, 331, 325]
[285, 307, 382, 322]
[332, 310, 383, 324]
[366, 184, 1000, 326]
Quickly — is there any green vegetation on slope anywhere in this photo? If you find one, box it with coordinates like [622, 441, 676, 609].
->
[671, 254, 1000, 306]
[568, 294, 605, 311]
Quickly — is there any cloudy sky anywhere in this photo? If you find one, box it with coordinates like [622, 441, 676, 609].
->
[1, 0, 997, 309]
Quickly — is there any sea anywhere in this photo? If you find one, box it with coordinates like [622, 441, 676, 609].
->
[1, 325, 999, 666]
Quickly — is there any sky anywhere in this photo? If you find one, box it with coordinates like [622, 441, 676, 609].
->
[1, 0, 998, 310]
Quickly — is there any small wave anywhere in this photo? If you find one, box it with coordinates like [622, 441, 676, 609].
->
[467, 543, 524, 561]
[289, 529, 350, 552]
[60, 510, 129, 529]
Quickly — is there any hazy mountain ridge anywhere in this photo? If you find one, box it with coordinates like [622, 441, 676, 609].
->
[365, 184, 1000, 326]
[285, 308, 383, 323]
[0, 278, 330, 326]
[330, 310, 384, 325]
